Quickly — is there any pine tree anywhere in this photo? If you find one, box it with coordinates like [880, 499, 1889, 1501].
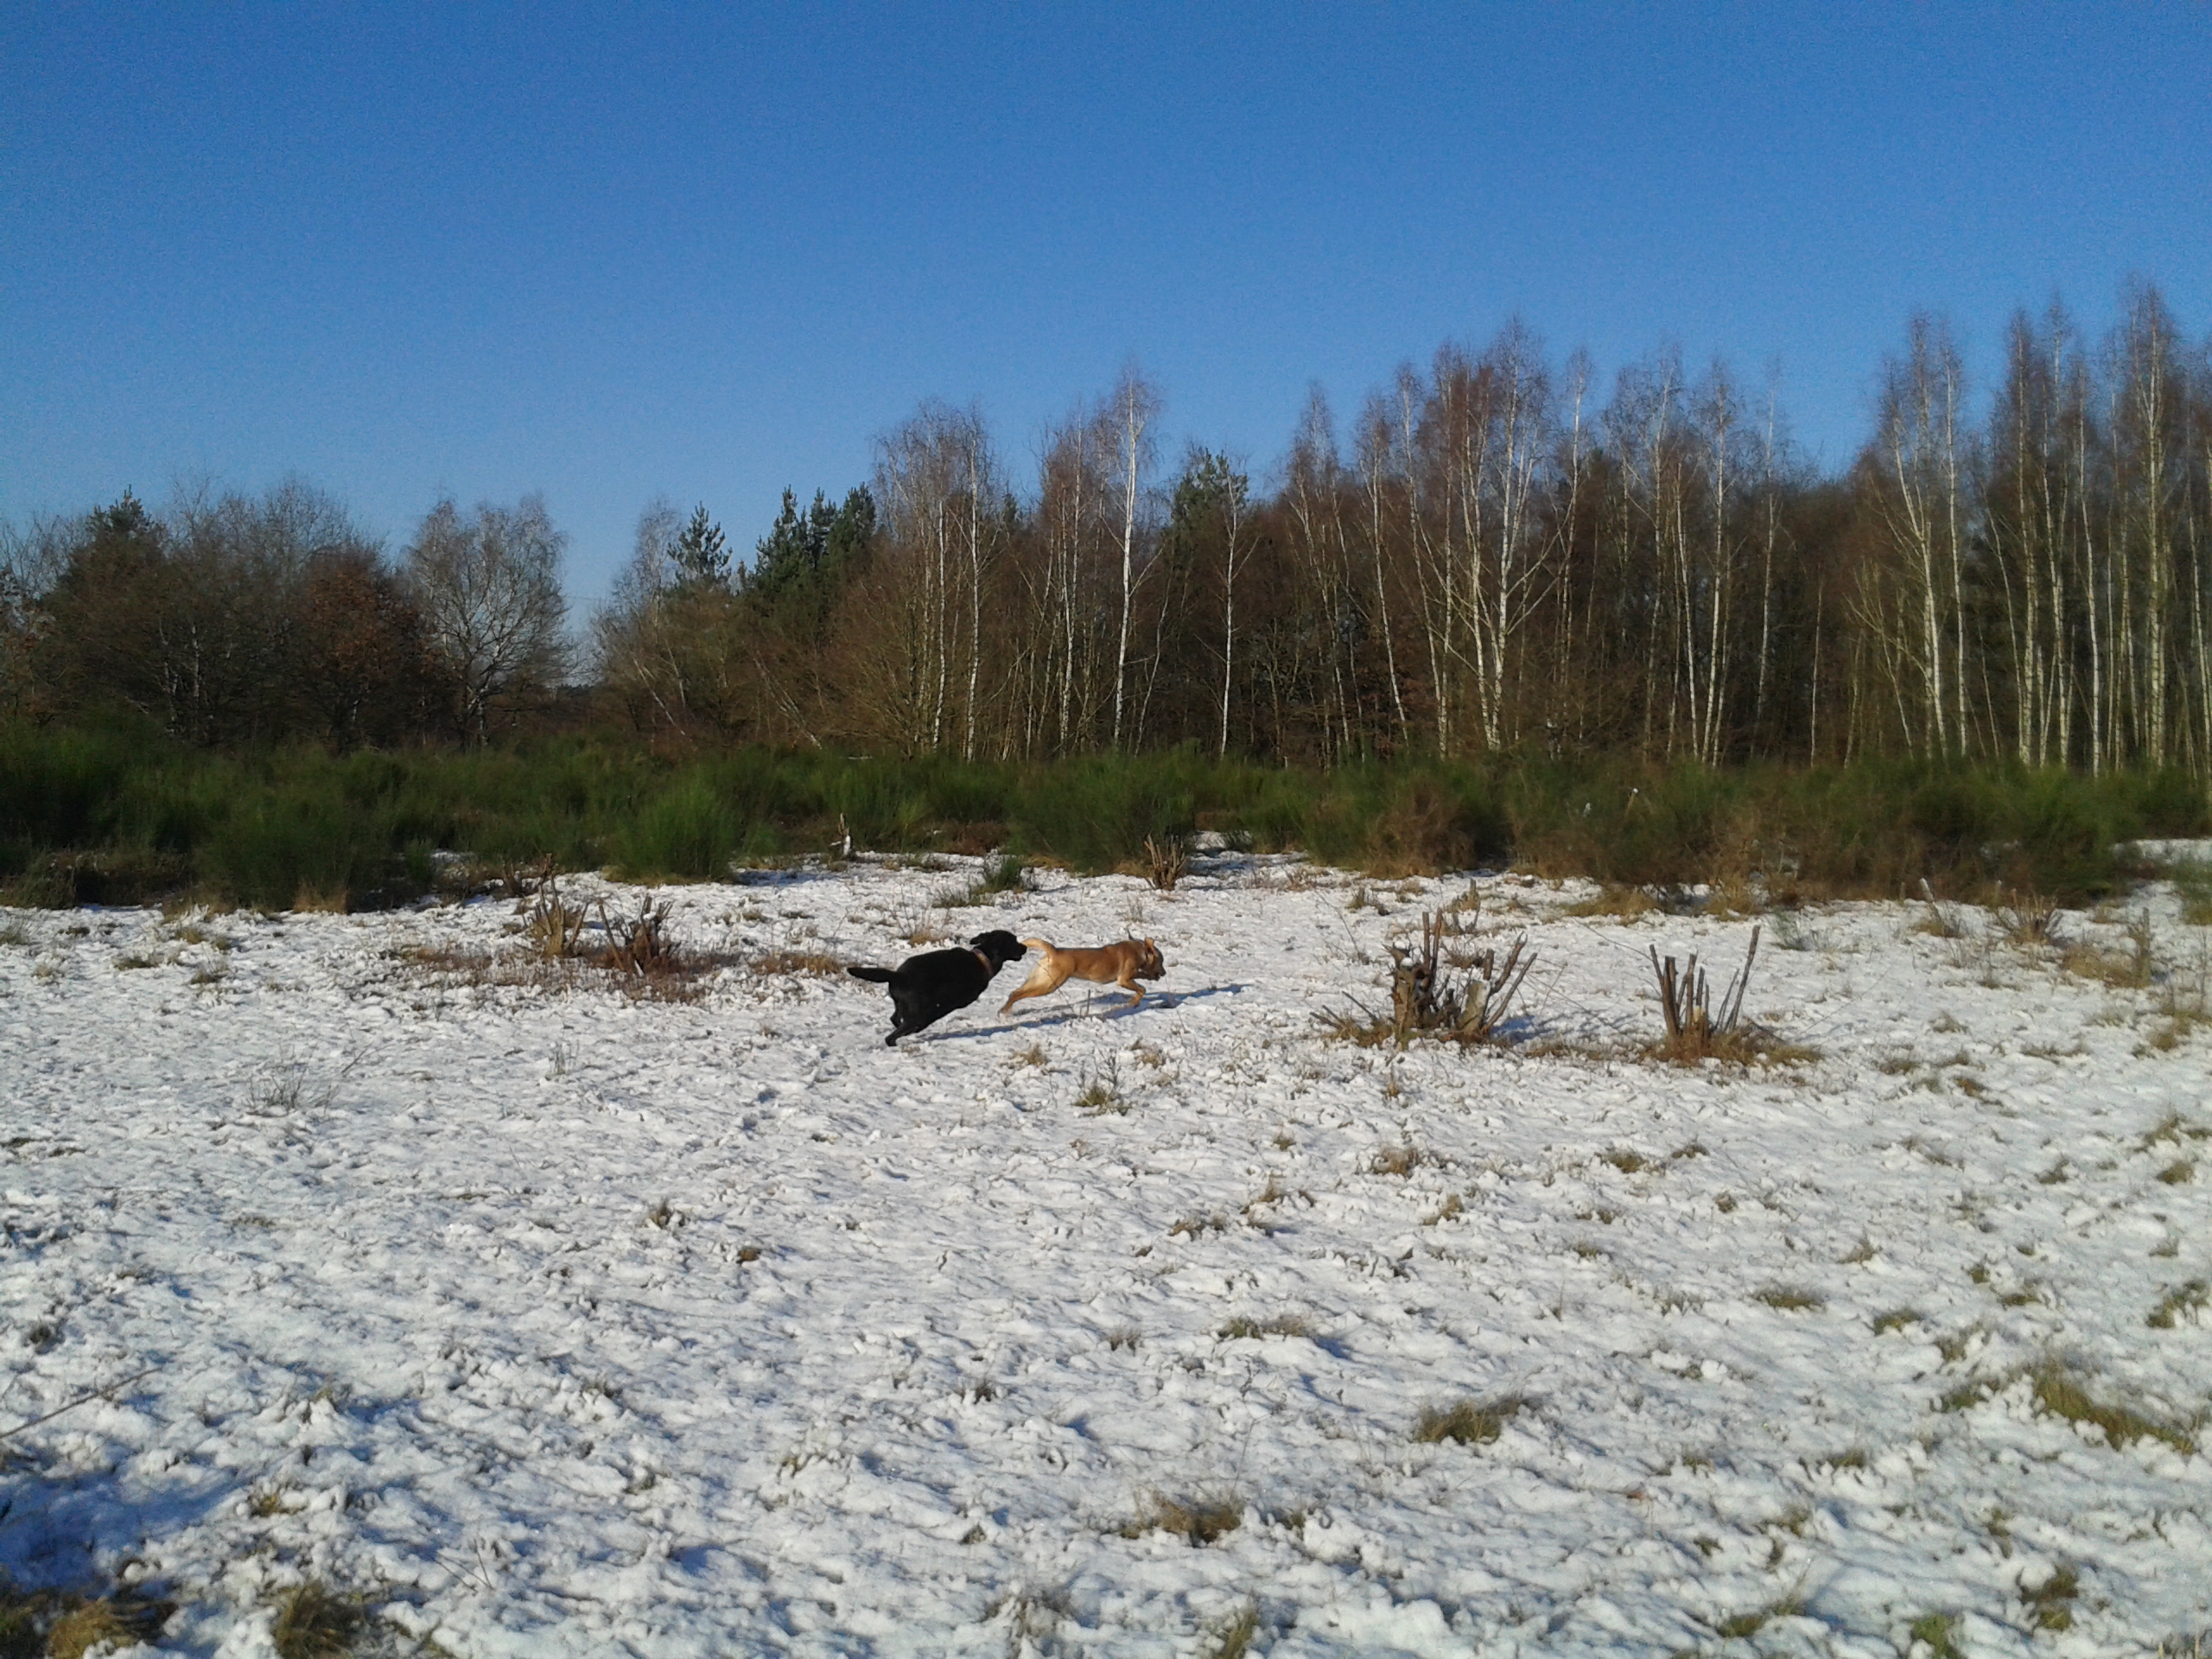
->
[671, 504, 729, 590]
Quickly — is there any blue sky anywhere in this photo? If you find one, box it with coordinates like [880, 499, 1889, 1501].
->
[3, 3, 2205, 604]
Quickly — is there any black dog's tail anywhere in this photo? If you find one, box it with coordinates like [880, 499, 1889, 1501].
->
[847, 964, 894, 982]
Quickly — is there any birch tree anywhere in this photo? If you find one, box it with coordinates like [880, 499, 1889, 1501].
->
[1101, 368, 1160, 747]
[406, 494, 568, 741]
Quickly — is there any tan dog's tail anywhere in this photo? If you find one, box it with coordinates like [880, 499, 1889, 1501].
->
[1020, 938, 1054, 953]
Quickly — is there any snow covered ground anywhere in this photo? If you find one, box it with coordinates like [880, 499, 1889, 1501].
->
[3, 853, 2209, 1657]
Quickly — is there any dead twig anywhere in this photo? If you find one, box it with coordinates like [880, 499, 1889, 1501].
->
[2, 1364, 162, 1442]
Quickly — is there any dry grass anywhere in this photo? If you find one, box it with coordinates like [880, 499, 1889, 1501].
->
[1564, 883, 1656, 919]
[2139, 1110, 2211, 1149]
[35, 1591, 174, 1659]
[1413, 1395, 1528, 1446]
[1077, 1058, 1128, 1115]
[1872, 1306, 1923, 1335]
[2027, 1363, 2197, 1456]
[1201, 1603, 1262, 1659]
[2172, 861, 2212, 926]
[1911, 895, 1969, 938]
[2019, 1563, 2080, 1632]
[1369, 1143, 1436, 1177]
[1217, 1313, 1313, 1340]
[2142, 956, 2209, 1052]
[1121, 1491, 1242, 1546]
[1711, 1596, 1808, 1642]
[270, 1580, 364, 1658]
[1997, 888, 2062, 946]
[2148, 1279, 2209, 1330]
[2064, 939, 2152, 989]
[1753, 1285, 1826, 1312]
[402, 885, 728, 1003]
[750, 947, 842, 976]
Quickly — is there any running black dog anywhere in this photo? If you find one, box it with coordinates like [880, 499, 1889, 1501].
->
[848, 930, 1027, 1046]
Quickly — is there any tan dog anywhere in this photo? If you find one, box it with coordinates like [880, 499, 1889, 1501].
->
[1001, 938, 1166, 1013]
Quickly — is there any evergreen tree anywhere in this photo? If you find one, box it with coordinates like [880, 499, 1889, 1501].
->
[747, 488, 812, 599]
[748, 486, 876, 603]
[671, 504, 729, 590]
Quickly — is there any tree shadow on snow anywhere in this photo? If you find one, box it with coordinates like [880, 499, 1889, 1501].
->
[1, 1445, 232, 1604]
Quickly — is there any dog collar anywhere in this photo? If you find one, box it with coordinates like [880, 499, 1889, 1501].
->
[971, 946, 992, 970]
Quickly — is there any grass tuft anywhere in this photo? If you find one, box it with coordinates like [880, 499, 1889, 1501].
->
[1413, 1395, 1528, 1446]
[1753, 1285, 1826, 1312]
[1370, 1143, 1435, 1177]
[1910, 1611, 1966, 1659]
[1077, 1057, 1128, 1115]
[1121, 1491, 1242, 1547]
[2148, 1280, 2209, 1330]
[1201, 1603, 1262, 1659]
[2029, 1363, 2197, 1455]
[1565, 883, 1656, 919]
[1168, 1211, 1227, 1239]
[1713, 1597, 1806, 1641]
[750, 947, 841, 976]
[2139, 1110, 2211, 1149]
[2020, 1563, 2080, 1632]
[270, 1580, 364, 1659]
[1218, 1313, 1313, 1341]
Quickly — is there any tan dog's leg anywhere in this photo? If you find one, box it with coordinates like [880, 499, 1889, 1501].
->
[1116, 964, 1145, 1007]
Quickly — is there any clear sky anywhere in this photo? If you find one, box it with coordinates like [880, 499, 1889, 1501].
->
[3, 3, 2205, 606]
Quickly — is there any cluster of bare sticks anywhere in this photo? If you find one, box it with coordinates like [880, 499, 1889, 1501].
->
[515, 860, 694, 988]
[1143, 834, 1191, 893]
[1649, 925, 1765, 1061]
[1323, 908, 1535, 1048]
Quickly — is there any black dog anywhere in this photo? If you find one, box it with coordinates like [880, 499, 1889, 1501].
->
[848, 930, 1027, 1046]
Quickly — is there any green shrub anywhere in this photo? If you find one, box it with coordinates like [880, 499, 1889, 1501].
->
[0, 719, 2202, 907]
[610, 777, 737, 880]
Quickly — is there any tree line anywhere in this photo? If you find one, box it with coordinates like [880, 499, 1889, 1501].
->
[8, 279, 2209, 779]
[1, 484, 567, 746]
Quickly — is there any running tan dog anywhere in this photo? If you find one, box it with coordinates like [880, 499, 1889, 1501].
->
[1001, 938, 1166, 1013]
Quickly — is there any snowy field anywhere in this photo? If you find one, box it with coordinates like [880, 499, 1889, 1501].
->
[3, 852, 2209, 1657]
